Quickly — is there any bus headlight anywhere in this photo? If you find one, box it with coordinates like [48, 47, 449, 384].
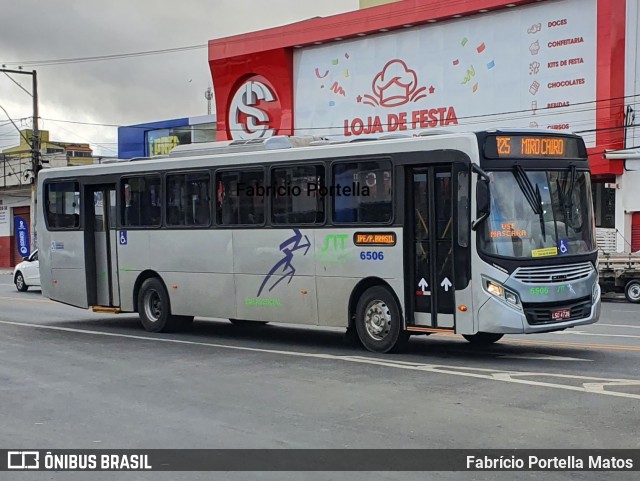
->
[484, 278, 522, 310]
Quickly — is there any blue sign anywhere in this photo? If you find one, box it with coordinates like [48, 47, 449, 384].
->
[119, 230, 128, 245]
[14, 216, 30, 258]
[558, 238, 569, 255]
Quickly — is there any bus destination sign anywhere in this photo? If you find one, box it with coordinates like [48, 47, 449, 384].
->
[353, 232, 397, 246]
[485, 135, 583, 159]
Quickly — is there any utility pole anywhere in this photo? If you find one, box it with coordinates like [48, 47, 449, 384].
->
[31, 70, 39, 253]
[0, 67, 39, 253]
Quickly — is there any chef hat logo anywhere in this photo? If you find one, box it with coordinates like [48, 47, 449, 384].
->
[371, 59, 418, 107]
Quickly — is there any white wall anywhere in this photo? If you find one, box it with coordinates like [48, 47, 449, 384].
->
[617, 0, 640, 252]
[0, 192, 30, 237]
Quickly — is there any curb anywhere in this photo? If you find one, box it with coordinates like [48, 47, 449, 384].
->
[0, 271, 13, 275]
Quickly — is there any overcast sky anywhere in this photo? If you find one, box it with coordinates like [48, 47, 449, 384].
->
[0, 0, 360, 156]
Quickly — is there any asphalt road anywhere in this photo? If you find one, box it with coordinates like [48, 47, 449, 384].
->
[0, 273, 639, 481]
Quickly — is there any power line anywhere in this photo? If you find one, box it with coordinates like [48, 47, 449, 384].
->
[38, 92, 640, 134]
[1, 44, 207, 68]
[0, 103, 33, 149]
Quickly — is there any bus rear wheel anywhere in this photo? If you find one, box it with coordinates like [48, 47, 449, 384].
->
[355, 286, 408, 353]
[462, 332, 504, 345]
[138, 277, 191, 333]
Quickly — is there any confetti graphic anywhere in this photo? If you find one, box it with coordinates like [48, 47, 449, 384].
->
[311, 52, 352, 98]
[452, 36, 495, 92]
[330, 81, 346, 96]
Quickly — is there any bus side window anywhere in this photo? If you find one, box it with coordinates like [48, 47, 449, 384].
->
[166, 171, 210, 227]
[121, 176, 161, 227]
[45, 182, 80, 229]
[216, 171, 264, 226]
[333, 160, 392, 224]
[271, 164, 325, 225]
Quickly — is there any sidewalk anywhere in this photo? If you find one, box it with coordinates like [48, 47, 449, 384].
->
[0, 270, 13, 275]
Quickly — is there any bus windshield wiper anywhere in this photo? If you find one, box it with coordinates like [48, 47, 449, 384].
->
[513, 166, 546, 241]
[564, 165, 577, 233]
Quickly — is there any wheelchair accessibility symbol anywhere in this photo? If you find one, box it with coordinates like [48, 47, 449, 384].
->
[558, 239, 568, 255]
[119, 231, 128, 245]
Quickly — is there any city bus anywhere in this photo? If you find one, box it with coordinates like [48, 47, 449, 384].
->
[37, 130, 601, 353]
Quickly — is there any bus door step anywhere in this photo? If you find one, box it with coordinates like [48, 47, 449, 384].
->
[90, 306, 121, 314]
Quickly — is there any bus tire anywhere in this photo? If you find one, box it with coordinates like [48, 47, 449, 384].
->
[15, 272, 28, 292]
[624, 280, 640, 303]
[137, 277, 181, 333]
[462, 332, 504, 345]
[355, 286, 408, 353]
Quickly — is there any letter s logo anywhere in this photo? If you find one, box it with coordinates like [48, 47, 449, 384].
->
[228, 78, 280, 140]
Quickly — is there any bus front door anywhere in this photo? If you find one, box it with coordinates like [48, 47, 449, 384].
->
[86, 185, 120, 308]
[408, 166, 455, 330]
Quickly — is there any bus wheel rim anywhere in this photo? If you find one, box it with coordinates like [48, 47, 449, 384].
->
[364, 300, 391, 341]
[144, 289, 162, 322]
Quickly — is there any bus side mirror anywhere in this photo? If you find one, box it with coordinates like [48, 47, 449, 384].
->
[472, 178, 490, 231]
[476, 179, 490, 214]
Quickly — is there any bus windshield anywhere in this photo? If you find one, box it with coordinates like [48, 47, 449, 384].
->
[479, 169, 596, 259]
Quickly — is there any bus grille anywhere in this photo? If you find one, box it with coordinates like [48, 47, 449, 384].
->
[513, 262, 593, 284]
[523, 297, 592, 325]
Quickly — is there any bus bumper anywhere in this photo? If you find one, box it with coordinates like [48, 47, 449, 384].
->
[476, 290, 601, 334]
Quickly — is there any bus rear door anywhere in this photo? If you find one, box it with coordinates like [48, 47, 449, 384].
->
[85, 184, 120, 308]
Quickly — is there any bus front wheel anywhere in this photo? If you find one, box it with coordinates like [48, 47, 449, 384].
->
[462, 332, 504, 345]
[355, 286, 408, 353]
[138, 277, 191, 333]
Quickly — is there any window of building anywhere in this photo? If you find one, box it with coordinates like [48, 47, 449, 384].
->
[216, 170, 264, 225]
[121, 176, 162, 227]
[271, 165, 325, 224]
[332, 160, 393, 223]
[45, 181, 80, 229]
[166, 172, 211, 226]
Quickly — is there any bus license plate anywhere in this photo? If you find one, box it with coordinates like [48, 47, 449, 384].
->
[551, 308, 571, 320]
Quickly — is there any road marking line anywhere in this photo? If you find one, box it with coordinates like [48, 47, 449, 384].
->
[561, 331, 640, 340]
[435, 332, 640, 352]
[0, 296, 53, 304]
[496, 354, 592, 361]
[0, 319, 639, 400]
[611, 310, 639, 313]
[597, 323, 640, 329]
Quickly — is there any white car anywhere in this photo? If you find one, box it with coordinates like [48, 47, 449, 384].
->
[13, 249, 40, 292]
